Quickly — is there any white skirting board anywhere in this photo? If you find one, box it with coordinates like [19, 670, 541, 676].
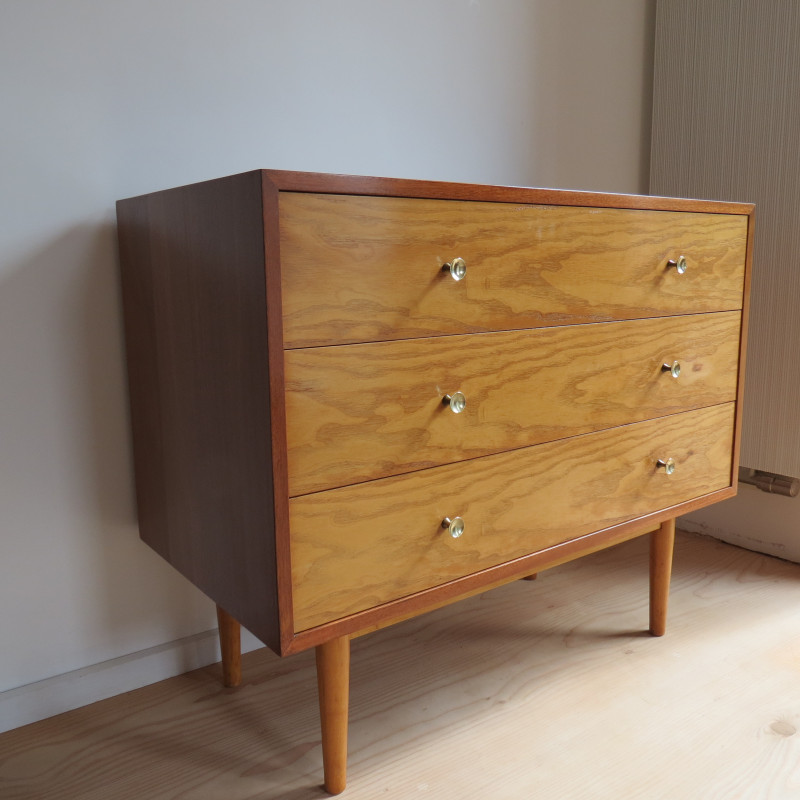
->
[0, 627, 264, 735]
[680, 483, 800, 565]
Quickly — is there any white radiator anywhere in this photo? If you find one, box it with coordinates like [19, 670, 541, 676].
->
[651, 0, 800, 477]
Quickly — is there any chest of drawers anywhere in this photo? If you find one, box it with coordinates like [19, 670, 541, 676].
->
[117, 170, 753, 794]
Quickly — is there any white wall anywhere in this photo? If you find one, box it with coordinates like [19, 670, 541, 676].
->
[0, 0, 655, 731]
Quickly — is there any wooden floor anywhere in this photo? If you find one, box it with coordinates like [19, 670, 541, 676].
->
[3, 530, 800, 799]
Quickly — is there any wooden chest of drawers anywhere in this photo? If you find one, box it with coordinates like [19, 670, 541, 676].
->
[117, 170, 753, 794]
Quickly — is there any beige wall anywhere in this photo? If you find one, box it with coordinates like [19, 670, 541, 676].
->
[0, 0, 655, 730]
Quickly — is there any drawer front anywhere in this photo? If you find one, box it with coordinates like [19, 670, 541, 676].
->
[279, 193, 747, 348]
[285, 312, 741, 496]
[290, 403, 735, 631]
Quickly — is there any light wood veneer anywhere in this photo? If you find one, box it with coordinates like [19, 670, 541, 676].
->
[280, 193, 747, 347]
[285, 312, 740, 495]
[290, 404, 735, 631]
[116, 170, 754, 794]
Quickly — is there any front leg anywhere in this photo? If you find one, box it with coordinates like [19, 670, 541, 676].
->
[649, 518, 676, 636]
[316, 635, 351, 795]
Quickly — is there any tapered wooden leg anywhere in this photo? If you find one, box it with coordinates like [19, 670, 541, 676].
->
[316, 635, 350, 795]
[649, 518, 676, 636]
[522, 573, 538, 581]
[216, 605, 241, 688]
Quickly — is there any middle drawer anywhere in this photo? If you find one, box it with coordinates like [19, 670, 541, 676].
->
[284, 311, 740, 496]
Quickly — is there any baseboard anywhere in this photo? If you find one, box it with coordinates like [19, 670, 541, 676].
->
[680, 516, 800, 564]
[0, 628, 263, 734]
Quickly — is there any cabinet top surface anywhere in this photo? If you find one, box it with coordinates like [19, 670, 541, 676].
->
[118, 168, 755, 216]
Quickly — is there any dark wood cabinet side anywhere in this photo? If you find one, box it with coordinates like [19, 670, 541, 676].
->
[117, 171, 282, 653]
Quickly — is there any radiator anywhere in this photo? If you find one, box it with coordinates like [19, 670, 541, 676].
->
[650, 0, 800, 478]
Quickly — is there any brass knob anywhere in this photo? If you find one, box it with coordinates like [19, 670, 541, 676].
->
[443, 391, 467, 414]
[442, 257, 467, 281]
[442, 516, 465, 538]
[657, 458, 676, 475]
[668, 255, 687, 274]
[662, 361, 681, 378]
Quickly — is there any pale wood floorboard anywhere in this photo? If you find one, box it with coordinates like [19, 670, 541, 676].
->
[2, 531, 800, 799]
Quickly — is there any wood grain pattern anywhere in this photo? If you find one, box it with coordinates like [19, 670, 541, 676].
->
[285, 312, 741, 495]
[288, 513, 680, 653]
[290, 404, 735, 631]
[279, 193, 747, 348]
[4, 532, 798, 800]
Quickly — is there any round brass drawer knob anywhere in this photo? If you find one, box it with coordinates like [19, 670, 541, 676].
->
[442, 257, 467, 281]
[443, 391, 467, 414]
[668, 255, 687, 275]
[657, 458, 676, 475]
[662, 361, 681, 378]
[442, 516, 465, 538]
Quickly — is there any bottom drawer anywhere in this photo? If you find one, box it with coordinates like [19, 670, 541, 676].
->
[290, 404, 735, 631]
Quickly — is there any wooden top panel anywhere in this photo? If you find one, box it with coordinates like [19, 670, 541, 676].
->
[262, 169, 755, 215]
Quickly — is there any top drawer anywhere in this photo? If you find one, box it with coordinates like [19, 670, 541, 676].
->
[279, 193, 748, 348]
